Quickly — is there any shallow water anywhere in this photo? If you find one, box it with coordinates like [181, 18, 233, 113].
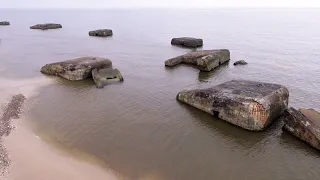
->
[1, 8, 320, 180]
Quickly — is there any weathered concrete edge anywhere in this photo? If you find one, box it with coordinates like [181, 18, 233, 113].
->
[92, 68, 124, 88]
[254, 86, 290, 128]
[176, 85, 289, 131]
[283, 107, 320, 149]
[164, 49, 231, 68]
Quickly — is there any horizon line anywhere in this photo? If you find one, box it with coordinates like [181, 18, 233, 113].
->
[1, 7, 320, 10]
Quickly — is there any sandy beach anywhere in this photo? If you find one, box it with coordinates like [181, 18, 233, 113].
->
[0, 77, 119, 180]
[3, 120, 119, 180]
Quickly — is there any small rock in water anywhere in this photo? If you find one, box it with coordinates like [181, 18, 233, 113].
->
[30, 23, 62, 30]
[40, 57, 112, 81]
[165, 49, 230, 72]
[283, 108, 320, 150]
[171, 37, 203, 48]
[0, 21, 10, 26]
[177, 80, 289, 131]
[89, 29, 113, 37]
[92, 68, 123, 88]
[233, 60, 248, 66]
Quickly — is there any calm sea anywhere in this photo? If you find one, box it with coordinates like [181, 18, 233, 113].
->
[1, 8, 320, 180]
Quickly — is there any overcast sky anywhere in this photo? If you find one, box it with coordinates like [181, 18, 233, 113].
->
[2, 0, 320, 8]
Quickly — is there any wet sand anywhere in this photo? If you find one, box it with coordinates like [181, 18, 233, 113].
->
[0, 77, 119, 180]
[3, 120, 119, 180]
[0, 94, 25, 177]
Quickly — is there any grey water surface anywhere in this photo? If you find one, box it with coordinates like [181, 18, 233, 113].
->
[1, 8, 320, 180]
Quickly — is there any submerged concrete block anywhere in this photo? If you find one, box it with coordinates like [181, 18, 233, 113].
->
[92, 68, 123, 88]
[283, 108, 320, 150]
[165, 49, 230, 71]
[171, 37, 203, 48]
[177, 80, 289, 131]
[41, 57, 112, 81]
[30, 23, 62, 30]
[0, 21, 10, 26]
[89, 29, 113, 37]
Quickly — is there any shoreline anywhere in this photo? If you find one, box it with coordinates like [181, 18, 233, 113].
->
[3, 119, 119, 180]
[0, 77, 120, 180]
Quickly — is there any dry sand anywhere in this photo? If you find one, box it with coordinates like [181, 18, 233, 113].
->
[0, 77, 119, 180]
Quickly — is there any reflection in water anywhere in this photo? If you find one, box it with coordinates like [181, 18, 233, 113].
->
[198, 62, 230, 82]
